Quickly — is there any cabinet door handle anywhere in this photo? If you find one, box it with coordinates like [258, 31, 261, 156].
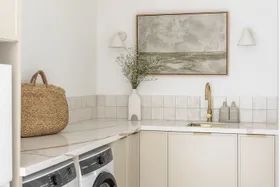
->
[246, 134, 266, 136]
[193, 132, 212, 135]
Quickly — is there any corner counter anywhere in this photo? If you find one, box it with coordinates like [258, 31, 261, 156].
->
[20, 119, 278, 177]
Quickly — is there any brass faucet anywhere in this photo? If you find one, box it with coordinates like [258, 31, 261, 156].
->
[205, 82, 212, 122]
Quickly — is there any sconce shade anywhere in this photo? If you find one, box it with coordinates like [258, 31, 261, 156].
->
[238, 28, 256, 46]
[109, 32, 127, 48]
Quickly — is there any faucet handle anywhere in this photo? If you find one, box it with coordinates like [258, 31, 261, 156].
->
[206, 113, 212, 119]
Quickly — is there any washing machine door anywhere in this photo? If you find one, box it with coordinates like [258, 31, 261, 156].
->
[93, 172, 117, 187]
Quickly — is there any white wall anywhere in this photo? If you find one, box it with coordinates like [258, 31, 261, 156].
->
[21, 0, 97, 97]
[96, 0, 278, 96]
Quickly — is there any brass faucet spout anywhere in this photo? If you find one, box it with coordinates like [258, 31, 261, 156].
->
[205, 82, 213, 122]
[205, 83, 210, 100]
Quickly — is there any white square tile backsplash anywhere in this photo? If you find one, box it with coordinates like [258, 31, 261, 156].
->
[69, 108, 91, 124]
[200, 109, 207, 122]
[253, 97, 267, 110]
[164, 108, 176, 120]
[267, 97, 278, 110]
[67, 95, 278, 126]
[240, 109, 253, 123]
[239, 96, 253, 109]
[106, 107, 117, 118]
[97, 106, 106, 118]
[253, 110, 267, 123]
[142, 108, 152, 120]
[85, 95, 96, 107]
[187, 96, 200, 108]
[69, 97, 82, 110]
[81, 97, 87, 108]
[67, 98, 71, 108]
[117, 95, 128, 107]
[176, 108, 188, 121]
[97, 95, 106, 106]
[213, 109, 220, 122]
[117, 107, 128, 119]
[91, 107, 97, 119]
[106, 96, 117, 107]
[200, 97, 208, 109]
[141, 96, 152, 107]
[164, 96, 176, 108]
[267, 110, 277, 124]
[152, 108, 164, 120]
[188, 109, 200, 121]
[176, 96, 188, 108]
[152, 96, 164, 108]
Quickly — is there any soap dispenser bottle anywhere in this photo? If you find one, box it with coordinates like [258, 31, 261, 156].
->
[230, 102, 239, 122]
[219, 101, 230, 122]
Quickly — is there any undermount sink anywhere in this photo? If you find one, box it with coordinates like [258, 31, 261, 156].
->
[186, 123, 225, 128]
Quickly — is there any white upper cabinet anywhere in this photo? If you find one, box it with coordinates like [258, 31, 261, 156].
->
[0, 0, 18, 41]
[238, 135, 275, 187]
[169, 132, 237, 187]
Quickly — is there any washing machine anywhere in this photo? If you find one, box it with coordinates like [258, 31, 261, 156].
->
[79, 146, 117, 187]
[22, 159, 78, 187]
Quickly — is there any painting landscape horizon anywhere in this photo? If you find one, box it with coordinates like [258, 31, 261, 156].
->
[137, 12, 228, 75]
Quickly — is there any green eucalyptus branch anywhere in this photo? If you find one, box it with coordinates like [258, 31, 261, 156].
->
[116, 47, 161, 89]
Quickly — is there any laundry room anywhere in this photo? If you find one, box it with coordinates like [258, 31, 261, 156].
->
[0, 0, 279, 186]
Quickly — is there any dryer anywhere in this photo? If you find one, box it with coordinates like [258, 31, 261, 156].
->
[79, 146, 117, 187]
[22, 160, 78, 187]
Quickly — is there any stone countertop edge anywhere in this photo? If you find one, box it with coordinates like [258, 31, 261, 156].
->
[140, 125, 279, 135]
[20, 130, 139, 177]
[20, 120, 278, 177]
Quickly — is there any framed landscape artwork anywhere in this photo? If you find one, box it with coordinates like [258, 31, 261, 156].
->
[137, 12, 228, 75]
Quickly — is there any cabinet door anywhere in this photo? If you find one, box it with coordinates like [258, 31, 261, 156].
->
[239, 135, 275, 187]
[127, 133, 140, 187]
[169, 132, 237, 187]
[111, 137, 128, 187]
[0, 0, 17, 40]
[140, 131, 167, 187]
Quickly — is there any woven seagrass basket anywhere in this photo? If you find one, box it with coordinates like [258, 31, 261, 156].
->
[21, 70, 69, 137]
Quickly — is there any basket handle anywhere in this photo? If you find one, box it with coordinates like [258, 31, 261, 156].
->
[30, 70, 48, 86]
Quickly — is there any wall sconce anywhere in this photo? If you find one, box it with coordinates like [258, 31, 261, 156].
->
[238, 28, 256, 46]
[109, 31, 127, 48]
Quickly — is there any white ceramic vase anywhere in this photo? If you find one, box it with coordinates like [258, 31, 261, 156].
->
[128, 89, 141, 121]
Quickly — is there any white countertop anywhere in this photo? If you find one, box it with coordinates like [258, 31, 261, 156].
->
[20, 119, 278, 177]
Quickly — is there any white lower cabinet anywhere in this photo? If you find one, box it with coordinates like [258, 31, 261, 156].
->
[168, 132, 237, 187]
[111, 133, 140, 187]
[140, 131, 168, 187]
[111, 137, 128, 187]
[127, 133, 140, 187]
[238, 135, 275, 187]
[137, 131, 276, 187]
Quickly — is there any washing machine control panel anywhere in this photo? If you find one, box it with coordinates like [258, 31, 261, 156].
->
[23, 163, 76, 187]
[51, 173, 62, 185]
[79, 148, 113, 176]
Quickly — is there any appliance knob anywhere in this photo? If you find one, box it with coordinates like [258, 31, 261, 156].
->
[98, 156, 105, 165]
[67, 167, 73, 175]
[51, 174, 61, 186]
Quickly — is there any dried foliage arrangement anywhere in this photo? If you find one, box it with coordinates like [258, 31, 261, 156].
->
[116, 47, 161, 89]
